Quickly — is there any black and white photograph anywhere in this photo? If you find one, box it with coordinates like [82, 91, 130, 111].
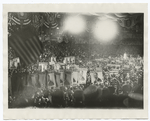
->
[7, 11, 144, 109]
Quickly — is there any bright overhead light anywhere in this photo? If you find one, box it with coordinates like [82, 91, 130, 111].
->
[63, 15, 86, 34]
[93, 20, 118, 42]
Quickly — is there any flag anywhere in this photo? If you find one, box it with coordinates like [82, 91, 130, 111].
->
[60, 71, 65, 85]
[71, 71, 78, 85]
[97, 71, 103, 82]
[55, 72, 61, 87]
[64, 71, 72, 85]
[38, 73, 46, 88]
[31, 73, 40, 87]
[78, 69, 87, 84]
[47, 72, 56, 88]
[9, 27, 43, 65]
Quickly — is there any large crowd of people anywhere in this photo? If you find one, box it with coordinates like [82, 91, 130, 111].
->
[39, 41, 143, 62]
[8, 47, 143, 108]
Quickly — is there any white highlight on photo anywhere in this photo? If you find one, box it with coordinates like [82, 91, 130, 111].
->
[93, 19, 118, 41]
[63, 15, 86, 34]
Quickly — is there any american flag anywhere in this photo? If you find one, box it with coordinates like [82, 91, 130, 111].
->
[9, 28, 43, 65]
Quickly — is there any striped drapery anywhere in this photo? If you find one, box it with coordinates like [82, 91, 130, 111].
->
[9, 28, 43, 65]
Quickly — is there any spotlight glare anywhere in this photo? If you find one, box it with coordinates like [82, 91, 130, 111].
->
[63, 15, 86, 34]
[93, 20, 118, 41]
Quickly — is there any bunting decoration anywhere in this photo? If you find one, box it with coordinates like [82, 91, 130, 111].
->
[8, 12, 143, 31]
[31, 13, 41, 30]
[8, 12, 143, 45]
[8, 12, 62, 31]
[8, 12, 31, 26]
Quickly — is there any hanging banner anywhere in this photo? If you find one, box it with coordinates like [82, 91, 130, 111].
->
[31, 73, 40, 87]
[47, 72, 56, 88]
[78, 68, 87, 84]
[97, 71, 103, 81]
[55, 72, 61, 87]
[71, 71, 78, 86]
[64, 71, 72, 86]
[60, 71, 65, 86]
[38, 72, 47, 88]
